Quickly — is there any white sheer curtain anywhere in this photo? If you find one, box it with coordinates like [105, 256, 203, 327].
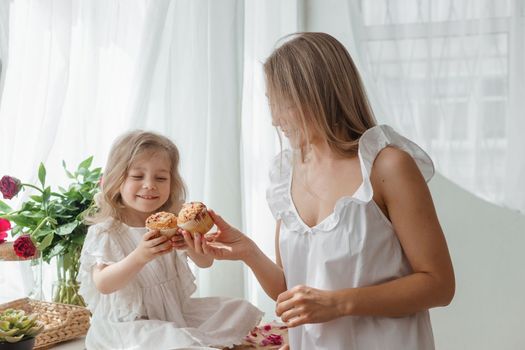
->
[0, 0, 8, 99]
[351, 0, 525, 213]
[240, 0, 302, 318]
[0, 0, 244, 302]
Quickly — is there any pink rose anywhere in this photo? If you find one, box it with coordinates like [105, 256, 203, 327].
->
[13, 234, 37, 259]
[0, 176, 22, 199]
[0, 231, 7, 244]
[0, 218, 11, 232]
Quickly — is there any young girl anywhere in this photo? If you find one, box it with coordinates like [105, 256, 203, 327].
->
[199, 32, 455, 350]
[79, 130, 262, 350]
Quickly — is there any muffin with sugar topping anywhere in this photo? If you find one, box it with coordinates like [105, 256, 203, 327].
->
[177, 202, 214, 236]
[145, 211, 179, 238]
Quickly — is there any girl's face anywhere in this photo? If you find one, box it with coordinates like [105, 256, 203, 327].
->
[119, 149, 171, 223]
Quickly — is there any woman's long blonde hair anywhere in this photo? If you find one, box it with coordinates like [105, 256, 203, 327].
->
[86, 130, 186, 224]
[264, 32, 377, 159]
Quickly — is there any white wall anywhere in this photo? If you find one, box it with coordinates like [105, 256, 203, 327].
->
[430, 173, 525, 349]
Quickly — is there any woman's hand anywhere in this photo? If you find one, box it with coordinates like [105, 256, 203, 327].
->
[171, 231, 188, 250]
[201, 210, 255, 262]
[276, 285, 345, 327]
[132, 229, 173, 265]
[175, 229, 214, 268]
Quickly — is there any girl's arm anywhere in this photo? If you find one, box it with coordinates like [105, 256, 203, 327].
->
[276, 147, 455, 326]
[92, 230, 173, 294]
[201, 211, 287, 300]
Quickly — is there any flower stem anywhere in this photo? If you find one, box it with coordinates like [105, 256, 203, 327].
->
[31, 216, 50, 238]
[20, 183, 44, 193]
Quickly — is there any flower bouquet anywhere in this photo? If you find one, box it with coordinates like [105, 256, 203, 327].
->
[0, 157, 101, 306]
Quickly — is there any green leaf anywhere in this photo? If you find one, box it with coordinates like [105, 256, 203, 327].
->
[0, 200, 12, 213]
[5, 334, 24, 343]
[37, 233, 54, 251]
[11, 226, 23, 235]
[5, 214, 35, 227]
[0, 320, 9, 331]
[71, 234, 86, 245]
[29, 195, 42, 203]
[32, 228, 53, 240]
[46, 244, 66, 260]
[24, 212, 45, 219]
[47, 217, 58, 226]
[78, 156, 93, 171]
[42, 187, 51, 203]
[38, 163, 46, 187]
[56, 222, 79, 236]
[62, 160, 75, 179]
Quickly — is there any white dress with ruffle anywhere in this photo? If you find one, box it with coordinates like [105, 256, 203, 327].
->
[266, 125, 436, 350]
[78, 219, 263, 350]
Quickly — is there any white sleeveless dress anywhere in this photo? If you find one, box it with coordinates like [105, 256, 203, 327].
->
[266, 125, 436, 350]
[78, 218, 263, 350]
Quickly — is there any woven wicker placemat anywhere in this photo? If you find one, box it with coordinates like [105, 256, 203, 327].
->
[0, 298, 90, 350]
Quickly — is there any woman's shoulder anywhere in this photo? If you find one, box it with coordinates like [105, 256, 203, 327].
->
[370, 145, 433, 215]
[359, 124, 434, 183]
[373, 146, 417, 174]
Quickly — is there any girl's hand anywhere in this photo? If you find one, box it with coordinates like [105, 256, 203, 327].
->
[276, 285, 344, 327]
[133, 229, 173, 265]
[201, 210, 255, 262]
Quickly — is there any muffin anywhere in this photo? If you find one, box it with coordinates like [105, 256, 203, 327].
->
[145, 211, 179, 238]
[177, 202, 214, 235]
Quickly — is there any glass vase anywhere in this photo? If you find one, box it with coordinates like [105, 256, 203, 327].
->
[28, 256, 43, 300]
[52, 248, 85, 306]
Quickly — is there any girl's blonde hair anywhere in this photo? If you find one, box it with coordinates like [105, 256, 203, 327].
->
[264, 32, 377, 159]
[86, 130, 186, 224]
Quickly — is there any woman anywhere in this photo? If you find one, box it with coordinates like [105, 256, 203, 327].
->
[183, 32, 455, 350]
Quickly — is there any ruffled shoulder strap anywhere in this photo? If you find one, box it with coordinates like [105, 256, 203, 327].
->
[266, 149, 293, 221]
[355, 124, 435, 202]
[81, 219, 126, 265]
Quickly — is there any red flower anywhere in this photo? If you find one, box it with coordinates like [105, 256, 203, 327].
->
[0, 231, 7, 244]
[13, 234, 37, 259]
[0, 218, 11, 232]
[260, 333, 283, 346]
[0, 176, 22, 199]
